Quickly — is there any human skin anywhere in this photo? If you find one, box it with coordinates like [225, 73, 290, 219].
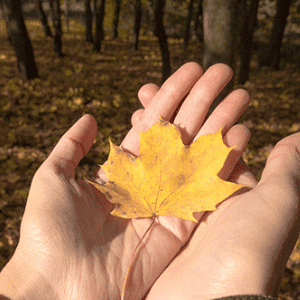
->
[1, 62, 299, 300]
[135, 69, 300, 299]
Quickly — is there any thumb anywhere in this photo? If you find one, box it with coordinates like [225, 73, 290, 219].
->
[254, 132, 300, 290]
[41, 114, 97, 177]
[256, 132, 300, 243]
[260, 132, 300, 185]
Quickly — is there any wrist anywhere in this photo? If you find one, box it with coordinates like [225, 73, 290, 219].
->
[0, 256, 55, 300]
[0, 257, 23, 300]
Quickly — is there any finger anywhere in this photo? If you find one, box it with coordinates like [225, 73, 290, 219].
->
[252, 133, 300, 265]
[227, 158, 258, 187]
[219, 124, 251, 180]
[260, 132, 300, 185]
[173, 64, 233, 145]
[131, 85, 160, 127]
[141, 62, 203, 125]
[121, 62, 203, 155]
[43, 114, 97, 177]
[131, 109, 145, 127]
[197, 88, 251, 137]
[138, 83, 160, 108]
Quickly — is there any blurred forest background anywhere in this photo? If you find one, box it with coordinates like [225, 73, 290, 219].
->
[1, 0, 300, 298]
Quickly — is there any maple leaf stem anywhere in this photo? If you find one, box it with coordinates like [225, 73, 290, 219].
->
[121, 216, 157, 300]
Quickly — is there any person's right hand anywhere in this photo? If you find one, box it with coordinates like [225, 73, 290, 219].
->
[136, 72, 300, 299]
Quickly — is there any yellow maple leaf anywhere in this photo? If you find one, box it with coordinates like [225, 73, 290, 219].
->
[90, 117, 245, 222]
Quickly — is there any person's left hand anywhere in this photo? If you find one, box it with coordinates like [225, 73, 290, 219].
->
[0, 63, 251, 300]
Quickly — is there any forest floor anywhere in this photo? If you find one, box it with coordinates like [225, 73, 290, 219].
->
[1, 20, 300, 299]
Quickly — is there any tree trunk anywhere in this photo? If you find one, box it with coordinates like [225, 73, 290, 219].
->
[0, 0, 38, 80]
[3, 18, 13, 46]
[202, 0, 240, 111]
[93, 0, 97, 15]
[194, 0, 203, 42]
[145, 0, 155, 34]
[184, 0, 194, 51]
[94, 0, 106, 52]
[154, 0, 171, 83]
[49, 0, 64, 57]
[112, 0, 122, 39]
[259, 0, 292, 70]
[35, 0, 52, 37]
[237, 0, 259, 84]
[65, 0, 71, 31]
[93, 0, 97, 38]
[49, 0, 54, 22]
[85, 0, 93, 43]
[132, 0, 142, 50]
